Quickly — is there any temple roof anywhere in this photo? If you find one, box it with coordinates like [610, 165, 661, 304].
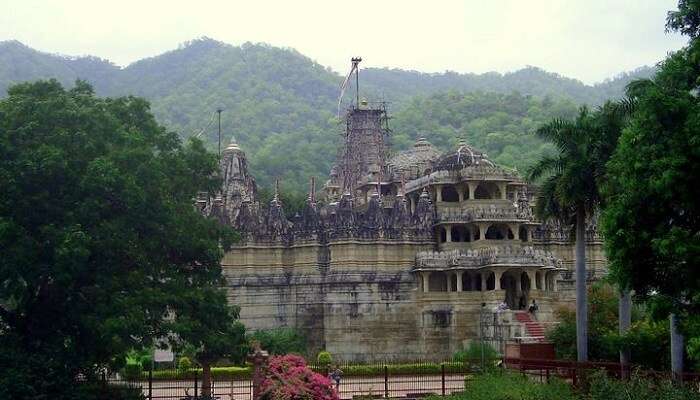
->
[433, 141, 494, 171]
[388, 137, 441, 173]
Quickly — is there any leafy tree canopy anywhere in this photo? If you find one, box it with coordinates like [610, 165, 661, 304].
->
[0, 80, 240, 399]
[602, 32, 700, 311]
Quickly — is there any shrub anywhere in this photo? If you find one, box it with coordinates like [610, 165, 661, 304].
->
[586, 370, 700, 400]
[453, 342, 500, 367]
[432, 371, 576, 400]
[139, 354, 153, 371]
[260, 354, 338, 400]
[248, 327, 307, 355]
[317, 350, 333, 366]
[122, 361, 143, 380]
[150, 366, 252, 381]
[178, 356, 192, 371]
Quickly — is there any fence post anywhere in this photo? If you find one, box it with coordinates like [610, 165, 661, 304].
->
[148, 369, 153, 400]
[441, 363, 446, 396]
[384, 365, 388, 398]
[194, 370, 199, 398]
[546, 367, 550, 383]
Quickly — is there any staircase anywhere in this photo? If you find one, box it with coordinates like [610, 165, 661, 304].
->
[515, 311, 546, 342]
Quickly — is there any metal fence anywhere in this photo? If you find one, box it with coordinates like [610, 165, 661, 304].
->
[104, 358, 700, 400]
[504, 357, 700, 387]
[105, 359, 491, 400]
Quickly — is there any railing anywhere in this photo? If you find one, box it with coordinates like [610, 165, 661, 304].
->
[103, 360, 497, 400]
[101, 358, 700, 399]
[435, 207, 533, 223]
[415, 246, 563, 270]
[504, 358, 700, 387]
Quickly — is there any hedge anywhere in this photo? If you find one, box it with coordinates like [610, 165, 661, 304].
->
[134, 360, 497, 381]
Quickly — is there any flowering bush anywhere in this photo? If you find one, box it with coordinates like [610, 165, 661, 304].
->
[260, 354, 339, 400]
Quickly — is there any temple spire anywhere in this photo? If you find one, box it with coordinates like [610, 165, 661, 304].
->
[309, 176, 316, 204]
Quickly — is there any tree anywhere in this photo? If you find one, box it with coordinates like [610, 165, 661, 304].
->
[171, 297, 247, 398]
[0, 80, 240, 399]
[528, 102, 626, 362]
[602, 4, 700, 370]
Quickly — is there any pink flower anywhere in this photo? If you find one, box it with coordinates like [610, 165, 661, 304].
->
[260, 355, 339, 400]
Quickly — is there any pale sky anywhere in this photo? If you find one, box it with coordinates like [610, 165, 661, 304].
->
[1, 0, 689, 84]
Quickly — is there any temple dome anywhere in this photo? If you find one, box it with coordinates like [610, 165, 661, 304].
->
[433, 140, 494, 170]
[388, 137, 441, 174]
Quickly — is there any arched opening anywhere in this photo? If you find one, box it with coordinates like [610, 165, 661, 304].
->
[450, 225, 469, 242]
[519, 226, 529, 242]
[486, 272, 495, 290]
[485, 224, 513, 240]
[474, 182, 502, 199]
[429, 272, 449, 292]
[450, 227, 462, 242]
[441, 186, 459, 202]
[519, 272, 531, 310]
[501, 273, 517, 309]
[471, 225, 480, 241]
[462, 273, 472, 291]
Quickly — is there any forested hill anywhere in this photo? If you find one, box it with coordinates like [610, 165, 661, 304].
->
[361, 66, 655, 106]
[0, 37, 652, 191]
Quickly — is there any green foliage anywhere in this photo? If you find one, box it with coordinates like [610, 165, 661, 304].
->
[392, 91, 578, 174]
[316, 351, 333, 366]
[430, 371, 576, 400]
[0, 39, 651, 192]
[178, 356, 192, 371]
[150, 366, 251, 381]
[547, 284, 671, 370]
[586, 370, 700, 400]
[453, 342, 500, 370]
[601, 18, 700, 331]
[0, 80, 241, 399]
[248, 327, 307, 356]
[310, 362, 466, 377]
[123, 361, 143, 380]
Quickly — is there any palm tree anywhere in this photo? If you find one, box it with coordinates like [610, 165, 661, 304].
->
[528, 106, 614, 362]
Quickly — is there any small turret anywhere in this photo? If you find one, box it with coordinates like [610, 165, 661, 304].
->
[220, 136, 257, 225]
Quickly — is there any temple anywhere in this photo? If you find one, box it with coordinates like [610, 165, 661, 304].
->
[201, 99, 606, 361]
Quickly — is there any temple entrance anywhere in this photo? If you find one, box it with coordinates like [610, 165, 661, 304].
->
[500, 270, 532, 310]
[500, 274, 517, 309]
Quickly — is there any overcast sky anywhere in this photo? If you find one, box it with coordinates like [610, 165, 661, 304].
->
[1, 0, 689, 84]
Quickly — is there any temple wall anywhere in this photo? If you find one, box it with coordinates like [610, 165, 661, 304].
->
[222, 240, 579, 362]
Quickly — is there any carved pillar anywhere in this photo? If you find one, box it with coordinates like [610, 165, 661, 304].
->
[457, 184, 464, 202]
[435, 185, 443, 202]
[456, 271, 464, 292]
[445, 225, 452, 242]
[514, 271, 522, 295]
[499, 182, 507, 200]
[478, 223, 488, 240]
[422, 271, 431, 293]
[494, 269, 504, 290]
[481, 272, 487, 292]
[552, 272, 558, 292]
[511, 224, 520, 240]
[526, 271, 536, 292]
[467, 182, 476, 200]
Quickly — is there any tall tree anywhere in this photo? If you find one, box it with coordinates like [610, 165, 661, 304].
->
[602, 1, 700, 369]
[0, 80, 240, 399]
[528, 103, 625, 362]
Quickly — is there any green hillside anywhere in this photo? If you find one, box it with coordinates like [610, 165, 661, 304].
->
[0, 37, 649, 192]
